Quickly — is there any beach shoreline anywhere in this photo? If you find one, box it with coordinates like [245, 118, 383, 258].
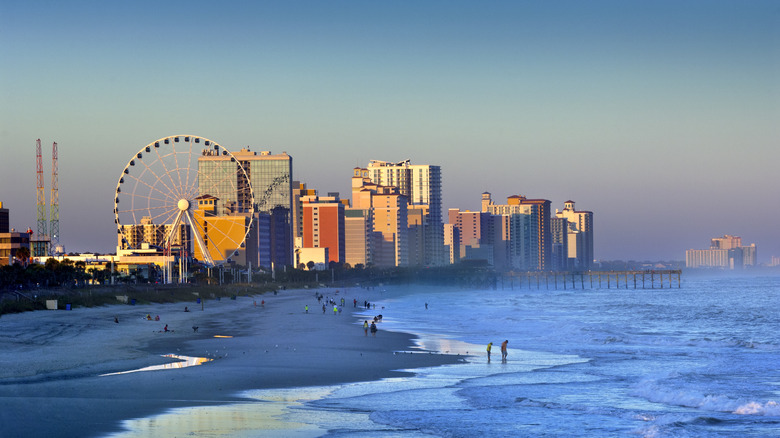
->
[0, 286, 463, 438]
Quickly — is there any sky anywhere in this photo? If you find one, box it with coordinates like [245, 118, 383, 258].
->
[1, 0, 778, 262]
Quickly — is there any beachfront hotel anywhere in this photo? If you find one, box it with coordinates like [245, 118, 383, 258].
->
[301, 193, 346, 264]
[352, 167, 409, 267]
[481, 192, 552, 271]
[366, 160, 445, 266]
[344, 207, 375, 267]
[447, 208, 494, 265]
[555, 200, 595, 270]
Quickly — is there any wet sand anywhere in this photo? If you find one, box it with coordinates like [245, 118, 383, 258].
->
[0, 287, 461, 438]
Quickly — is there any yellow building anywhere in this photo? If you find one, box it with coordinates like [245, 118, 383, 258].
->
[192, 195, 251, 265]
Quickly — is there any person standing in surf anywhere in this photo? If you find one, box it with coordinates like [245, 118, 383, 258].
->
[501, 340, 508, 361]
[486, 342, 493, 361]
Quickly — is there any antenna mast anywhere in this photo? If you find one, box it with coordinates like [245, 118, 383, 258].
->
[50, 141, 59, 253]
[35, 139, 47, 239]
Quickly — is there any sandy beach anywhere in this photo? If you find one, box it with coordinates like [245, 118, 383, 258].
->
[0, 286, 462, 438]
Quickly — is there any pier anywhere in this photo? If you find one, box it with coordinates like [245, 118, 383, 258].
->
[500, 270, 682, 290]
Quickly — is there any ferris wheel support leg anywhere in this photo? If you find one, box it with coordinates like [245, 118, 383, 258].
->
[164, 210, 185, 285]
[184, 210, 215, 267]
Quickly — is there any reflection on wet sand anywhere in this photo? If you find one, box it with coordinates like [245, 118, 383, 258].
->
[109, 387, 330, 437]
[100, 354, 212, 377]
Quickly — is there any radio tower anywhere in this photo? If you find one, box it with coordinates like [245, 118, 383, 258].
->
[50, 141, 59, 253]
[35, 139, 47, 240]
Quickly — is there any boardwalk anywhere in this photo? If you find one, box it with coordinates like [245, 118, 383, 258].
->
[500, 270, 682, 290]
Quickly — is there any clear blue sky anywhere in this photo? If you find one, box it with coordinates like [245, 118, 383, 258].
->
[1, 1, 778, 262]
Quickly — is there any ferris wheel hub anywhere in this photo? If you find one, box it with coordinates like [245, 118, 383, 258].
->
[177, 199, 190, 211]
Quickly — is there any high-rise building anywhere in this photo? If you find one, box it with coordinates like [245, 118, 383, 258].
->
[443, 223, 460, 264]
[198, 148, 293, 267]
[0, 202, 8, 233]
[371, 190, 409, 267]
[555, 201, 594, 270]
[366, 160, 444, 266]
[302, 194, 345, 264]
[550, 217, 569, 271]
[292, 181, 317, 246]
[407, 205, 429, 267]
[711, 235, 742, 250]
[119, 216, 190, 253]
[345, 208, 375, 267]
[251, 205, 291, 270]
[482, 192, 551, 270]
[0, 202, 31, 266]
[352, 168, 409, 267]
[448, 208, 495, 264]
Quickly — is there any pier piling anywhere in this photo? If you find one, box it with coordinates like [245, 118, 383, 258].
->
[503, 270, 682, 290]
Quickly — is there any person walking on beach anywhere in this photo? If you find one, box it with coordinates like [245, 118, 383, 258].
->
[363, 320, 369, 336]
[305, 305, 309, 313]
[322, 304, 326, 314]
[333, 305, 338, 315]
[370, 322, 377, 336]
[486, 342, 493, 361]
[501, 340, 508, 361]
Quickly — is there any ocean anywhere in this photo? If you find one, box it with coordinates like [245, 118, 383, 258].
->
[114, 274, 780, 437]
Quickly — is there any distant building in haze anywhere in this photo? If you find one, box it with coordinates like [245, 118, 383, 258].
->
[686, 235, 757, 269]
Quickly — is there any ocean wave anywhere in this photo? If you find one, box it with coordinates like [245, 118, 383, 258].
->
[632, 380, 780, 417]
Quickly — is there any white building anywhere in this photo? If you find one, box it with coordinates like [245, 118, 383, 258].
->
[555, 201, 594, 270]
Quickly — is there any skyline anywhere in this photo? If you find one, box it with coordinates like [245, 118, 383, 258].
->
[1, 1, 778, 262]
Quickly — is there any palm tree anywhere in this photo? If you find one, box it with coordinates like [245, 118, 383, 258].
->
[14, 247, 30, 267]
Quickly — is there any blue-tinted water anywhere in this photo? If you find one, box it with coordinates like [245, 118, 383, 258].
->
[116, 275, 780, 437]
[296, 275, 780, 437]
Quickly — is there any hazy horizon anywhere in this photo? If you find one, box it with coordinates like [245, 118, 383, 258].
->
[1, 1, 777, 262]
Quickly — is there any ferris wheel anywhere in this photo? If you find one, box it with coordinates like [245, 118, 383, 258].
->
[114, 135, 254, 267]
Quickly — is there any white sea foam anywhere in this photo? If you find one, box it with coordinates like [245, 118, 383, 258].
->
[733, 400, 780, 416]
[633, 379, 780, 417]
